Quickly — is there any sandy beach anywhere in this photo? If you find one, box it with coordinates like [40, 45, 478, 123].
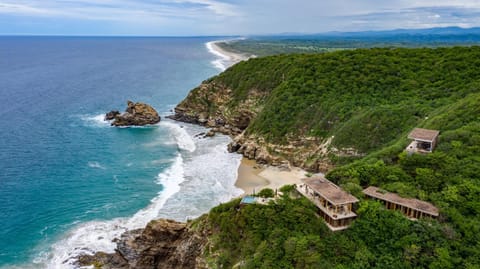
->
[207, 39, 306, 196]
[206, 39, 254, 70]
[236, 158, 309, 195]
[207, 38, 305, 195]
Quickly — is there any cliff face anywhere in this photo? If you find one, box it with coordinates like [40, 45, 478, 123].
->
[168, 80, 336, 172]
[168, 82, 260, 136]
[77, 219, 208, 269]
[169, 47, 480, 172]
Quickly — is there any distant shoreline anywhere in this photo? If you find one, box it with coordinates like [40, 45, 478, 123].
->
[206, 39, 255, 71]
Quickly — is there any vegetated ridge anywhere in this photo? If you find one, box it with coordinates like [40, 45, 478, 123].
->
[171, 46, 480, 172]
[166, 46, 480, 267]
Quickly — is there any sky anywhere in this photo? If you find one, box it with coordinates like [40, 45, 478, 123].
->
[1, 0, 480, 35]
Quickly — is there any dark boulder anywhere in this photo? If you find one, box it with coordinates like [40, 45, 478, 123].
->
[105, 110, 120, 121]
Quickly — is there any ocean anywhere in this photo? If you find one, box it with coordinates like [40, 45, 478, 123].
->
[0, 36, 242, 268]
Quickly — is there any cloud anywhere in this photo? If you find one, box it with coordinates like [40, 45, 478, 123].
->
[173, 0, 238, 17]
[1, 0, 480, 35]
[0, 0, 240, 21]
[340, 6, 480, 30]
[0, 2, 60, 16]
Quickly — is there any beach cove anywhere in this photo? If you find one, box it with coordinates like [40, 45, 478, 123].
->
[199, 40, 309, 196]
[236, 158, 307, 195]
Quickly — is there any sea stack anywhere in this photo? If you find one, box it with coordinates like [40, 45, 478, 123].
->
[107, 101, 161, 126]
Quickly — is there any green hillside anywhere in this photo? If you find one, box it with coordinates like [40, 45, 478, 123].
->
[213, 47, 480, 154]
[193, 94, 480, 268]
[196, 189, 473, 268]
[185, 47, 480, 268]
[198, 91, 480, 268]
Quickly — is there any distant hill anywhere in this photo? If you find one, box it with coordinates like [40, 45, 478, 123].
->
[266, 26, 480, 39]
[219, 27, 480, 56]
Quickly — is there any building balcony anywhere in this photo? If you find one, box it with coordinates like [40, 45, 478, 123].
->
[296, 184, 357, 220]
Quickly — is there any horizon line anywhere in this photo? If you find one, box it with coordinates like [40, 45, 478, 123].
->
[2, 25, 480, 38]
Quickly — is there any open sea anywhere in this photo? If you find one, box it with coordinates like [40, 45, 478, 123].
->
[0, 36, 242, 268]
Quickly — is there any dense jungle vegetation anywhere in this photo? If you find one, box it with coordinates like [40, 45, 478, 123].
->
[214, 46, 480, 153]
[198, 190, 469, 268]
[194, 46, 480, 268]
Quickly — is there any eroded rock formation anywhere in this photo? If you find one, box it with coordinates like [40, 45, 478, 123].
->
[168, 81, 335, 172]
[77, 219, 208, 269]
[107, 101, 160, 126]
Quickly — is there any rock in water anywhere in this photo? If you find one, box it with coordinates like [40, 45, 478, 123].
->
[76, 219, 207, 269]
[109, 101, 161, 126]
[105, 110, 120, 120]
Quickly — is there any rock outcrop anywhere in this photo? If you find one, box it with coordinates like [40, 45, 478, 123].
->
[77, 219, 208, 269]
[166, 82, 260, 137]
[105, 110, 120, 121]
[168, 81, 336, 172]
[107, 101, 161, 126]
[228, 133, 335, 172]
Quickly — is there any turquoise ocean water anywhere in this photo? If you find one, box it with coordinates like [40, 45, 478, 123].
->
[0, 37, 242, 268]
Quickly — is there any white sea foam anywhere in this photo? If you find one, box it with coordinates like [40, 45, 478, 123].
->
[78, 114, 110, 128]
[79, 113, 163, 129]
[31, 154, 185, 268]
[87, 161, 106, 170]
[206, 41, 231, 71]
[26, 120, 242, 269]
[206, 38, 252, 71]
[161, 121, 196, 152]
[155, 124, 243, 221]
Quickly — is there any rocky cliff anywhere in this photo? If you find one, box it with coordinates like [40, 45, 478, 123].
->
[167, 82, 258, 136]
[169, 47, 480, 172]
[107, 101, 161, 126]
[168, 81, 336, 172]
[77, 219, 208, 269]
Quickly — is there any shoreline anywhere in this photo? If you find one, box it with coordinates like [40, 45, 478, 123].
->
[206, 39, 255, 70]
[236, 157, 309, 195]
[207, 39, 305, 196]
[205, 39, 306, 195]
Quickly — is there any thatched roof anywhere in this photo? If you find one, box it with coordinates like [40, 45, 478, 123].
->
[363, 186, 439, 216]
[302, 176, 359, 205]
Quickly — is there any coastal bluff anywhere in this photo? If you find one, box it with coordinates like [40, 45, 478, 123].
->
[106, 101, 161, 126]
[168, 47, 480, 173]
[167, 76, 336, 172]
[77, 219, 208, 269]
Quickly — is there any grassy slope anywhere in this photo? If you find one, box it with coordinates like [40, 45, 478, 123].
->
[192, 47, 480, 268]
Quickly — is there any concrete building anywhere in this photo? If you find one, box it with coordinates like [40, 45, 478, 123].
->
[363, 186, 439, 219]
[297, 176, 359, 231]
[406, 128, 440, 153]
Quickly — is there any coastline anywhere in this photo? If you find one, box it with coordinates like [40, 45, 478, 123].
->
[35, 39, 250, 268]
[236, 158, 309, 195]
[207, 38, 306, 196]
[206, 39, 254, 71]
[72, 38, 303, 267]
